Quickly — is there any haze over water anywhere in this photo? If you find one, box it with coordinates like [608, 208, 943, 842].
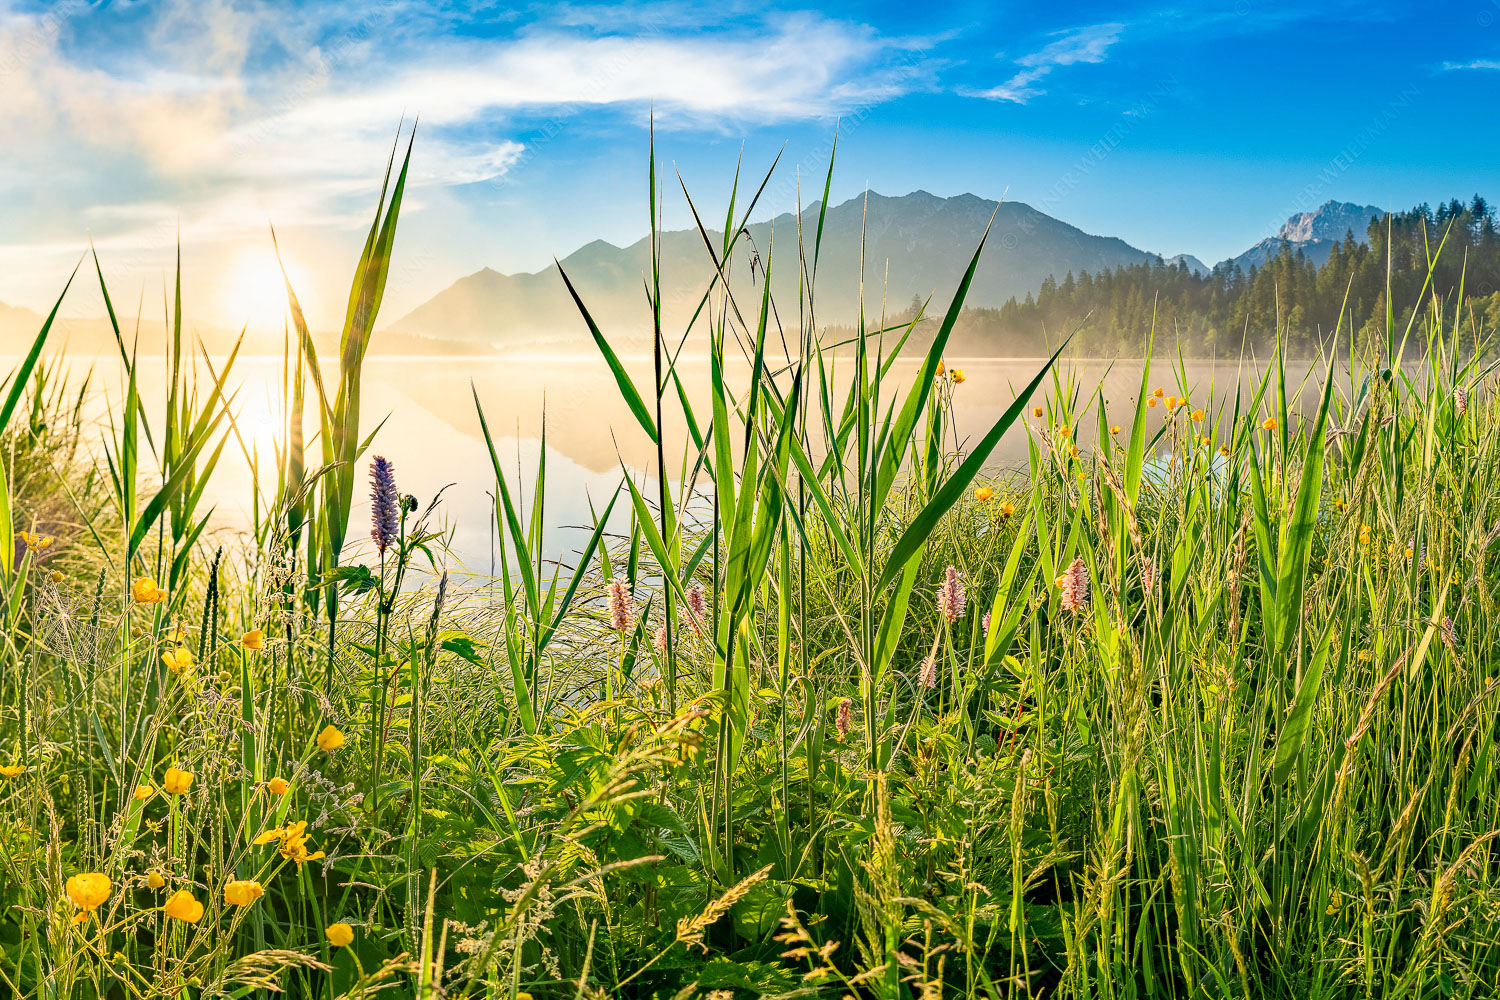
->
[41, 350, 1333, 576]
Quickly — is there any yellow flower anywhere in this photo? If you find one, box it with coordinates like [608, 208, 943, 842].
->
[50, 571, 64, 583]
[161, 647, 194, 673]
[1032, 406, 1043, 418]
[145, 871, 166, 890]
[950, 368, 966, 384]
[131, 576, 165, 604]
[66, 873, 111, 913]
[1147, 397, 1158, 408]
[1152, 387, 1164, 398]
[1165, 395, 1177, 409]
[1218, 445, 1230, 457]
[224, 880, 264, 907]
[325, 922, 355, 947]
[241, 629, 265, 651]
[1191, 408, 1204, 422]
[1261, 416, 1278, 431]
[162, 767, 193, 796]
[0, 765, 26, 778]
[1110, 425, 1122, 435]
[267, 777, 290, 796]
[316, 725, 345, 752]
[935, 360, 945, 376]
[254, 820, 326, 867]
[974, 486, 994, 502]
[164, 888, 204, 922]
[133, 784, 153, 801]
[1000, 501, 1015, 517]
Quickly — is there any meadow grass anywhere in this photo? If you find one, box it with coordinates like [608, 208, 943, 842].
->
[0, 133, 1496, 999]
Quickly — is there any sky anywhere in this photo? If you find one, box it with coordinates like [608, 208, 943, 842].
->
[1, 0, 1497, 333]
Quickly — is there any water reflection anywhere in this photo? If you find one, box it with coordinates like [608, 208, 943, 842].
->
[40, 351, 1332, 577]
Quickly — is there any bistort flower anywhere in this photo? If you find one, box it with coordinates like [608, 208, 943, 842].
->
[370, 456, 400, 554]
[606, 578, 634, 633]
[936, 565, 966, 624]
[1056, 556, 1089, 614]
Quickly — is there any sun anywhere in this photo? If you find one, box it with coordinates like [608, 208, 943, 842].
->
[218, 246, 310, 335]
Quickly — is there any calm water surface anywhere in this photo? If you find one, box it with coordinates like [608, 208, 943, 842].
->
[39, 352, 1329, 577]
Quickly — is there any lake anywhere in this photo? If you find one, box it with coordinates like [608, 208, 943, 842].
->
[34, 350, 1331, 578]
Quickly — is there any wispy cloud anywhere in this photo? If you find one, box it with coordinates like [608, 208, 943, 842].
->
[1441, 58, 1500, 71]
[968, 23, 1124, 104]
[0, 0, 923, 320]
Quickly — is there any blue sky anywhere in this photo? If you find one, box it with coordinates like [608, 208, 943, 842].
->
[0, 0, 1496, 330]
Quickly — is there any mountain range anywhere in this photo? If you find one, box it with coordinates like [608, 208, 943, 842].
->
[0, 197, 1388, 355]
[1221, 200, 1385, 272]
[389, 195, 1385, 351]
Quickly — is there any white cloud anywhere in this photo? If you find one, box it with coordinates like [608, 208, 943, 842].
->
[1441, 59, 1500, 71]
[0, 2, 917, 318]
[968, 23, 1124, 104]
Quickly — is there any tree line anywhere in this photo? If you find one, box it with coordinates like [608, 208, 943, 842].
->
[897, 196, 1500, 358]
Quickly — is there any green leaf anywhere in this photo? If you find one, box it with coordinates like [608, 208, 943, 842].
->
[877, 338, 1069, 593]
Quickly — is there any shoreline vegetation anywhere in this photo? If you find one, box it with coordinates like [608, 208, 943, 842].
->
[1, 132, 1496, 999]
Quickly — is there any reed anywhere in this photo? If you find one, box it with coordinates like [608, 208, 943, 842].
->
[0, 132, 1495, 1000]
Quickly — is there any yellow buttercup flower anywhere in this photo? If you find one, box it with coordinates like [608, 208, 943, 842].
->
[133, 784, 153, 800]
[1218, 445, 1230, 457]
[253, 820, 325, 867]
[1000, 501, 1015, 517]
[974, 486, 994, 502]
[1147, 397, 1158, 408]
[162, 767, 193, 796]
[1110, 425, 1122, 435]
[66, 873, 111, 913]
[935, 360, 945, 376]
[241, 629, 265, 651]
[164, 888, 204, 922]
[1261, 416, 1278, 431]
[325, 922, 354, 947]
[316, 725, 345, 752]
[1191, 408, 1204, 422]
[132, 576, 166, 604]
[1032, 406, 1043, 418]
[161, 647, 194, 673]
[0, 765, 26, 778]
[268, 777, 290, 796]
[146, 871, 166, 890]
[1152, 387, 1164, 398]
[950, 368, 966, 384]
[224, 880, 264, 907]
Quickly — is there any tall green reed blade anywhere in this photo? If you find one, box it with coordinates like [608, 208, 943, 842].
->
[1269, 341, 1336, 664]
[876, 338, 1071, 594]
